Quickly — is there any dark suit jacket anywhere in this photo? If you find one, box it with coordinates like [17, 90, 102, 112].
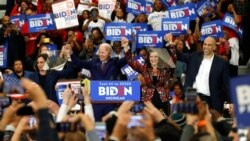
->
[71, 54, 127, 80]
[0, 26, 26, 68]
[180, 52, 230, 113]
[29, 63, 74, 104]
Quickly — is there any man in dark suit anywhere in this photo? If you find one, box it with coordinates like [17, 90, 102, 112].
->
[0, 15, 26, 68]
[180, 36, 230, 113]
[71, 43, 127, 121]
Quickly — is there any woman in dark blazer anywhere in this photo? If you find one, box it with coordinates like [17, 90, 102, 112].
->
[29, 54, 74, 104]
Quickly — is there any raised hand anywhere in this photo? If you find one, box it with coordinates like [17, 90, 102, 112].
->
[164, 33, 173, 44]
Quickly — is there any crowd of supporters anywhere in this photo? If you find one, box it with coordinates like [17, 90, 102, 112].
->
[0, 0, 250, 141]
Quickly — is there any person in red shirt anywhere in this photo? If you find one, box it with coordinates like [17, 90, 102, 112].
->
[10, 0, 35, 16]
[21, 8, 39, 56]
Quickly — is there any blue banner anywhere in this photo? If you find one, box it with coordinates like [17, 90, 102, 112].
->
[136, 31, 165, 48]
[196, 0, 212, 17]
[161, 0, 177, 8]
[56, 84, 67, 105]
[121, 55, 145, 80]
[0, 44, 7, 68]
[90, 81, 141, 102]
[47, 44, 58, 57]
[209, 0, 217, 9]
[230, 75, 250, 128]
[162, 17, 190, 36]
[201, 20, 224, 41]
[169, 3, 197, 20]
[104, 23, 133, 41]
[145, 0, 154, 15]
[10, 15, 25, 30]
[55, 80, 81, 105]
[27, 14, 55, 33]
[222, 13, 243, 38]
[132, 23, 148, 35]
[126, 0, 146, 15]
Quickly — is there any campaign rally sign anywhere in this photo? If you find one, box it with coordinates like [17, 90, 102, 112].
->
[90, 81, 141, 102]
[121, 55, 145, 80]
[126, 0, 146, 15]
[169, 3, 197, 20]
[52, 0, 79, 29]
[0, 45, 7, 68]
[162, 17, 190, 36]
[10, 15, 25, 30]
[132, 23, 148, 35]
[136, 31, 165, 48]
[230, 75, 250, 128]
[27, 14, 55, 33]
[222, 13, 243, 38]
[200, 20, 224, 41]
[145, 0, 153, 15]
[55, 80, 82, 105]
[47, 44, 58, 57]
[98, 0, 116, 19]
[196, 0, 213, 17]
[208, 0, 217, 10]
[104, 23, 133, 41]
[161, 0, 177, 8]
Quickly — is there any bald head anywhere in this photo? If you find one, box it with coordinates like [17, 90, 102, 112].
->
[205, 36, 216, 46]
[203, 36, 216, 58]
[2, 16, 10, 27]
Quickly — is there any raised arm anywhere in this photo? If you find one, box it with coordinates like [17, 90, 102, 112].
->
[122, 37, 145, 73]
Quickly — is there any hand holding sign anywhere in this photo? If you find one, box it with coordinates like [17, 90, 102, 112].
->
[121, 37, 129, 52]
[164, 33, 173, 44]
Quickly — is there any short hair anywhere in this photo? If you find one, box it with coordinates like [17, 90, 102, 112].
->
[100, 43, 112, 54]
[205, 36, 216, 47]
[13, 58, 23, 66]
[90, 8, 99, 13]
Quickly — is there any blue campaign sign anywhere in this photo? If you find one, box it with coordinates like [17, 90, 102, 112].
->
[196, 0, 212, 17]
[121, 55, 145, 80]
[55, 80, 81, 105]
[145, 0, 153, 15]
[169, 3, 197, 20]
[47, 44, 58, 57]
[126, 0, 146, 15]
[201, 20, 224, 41]
[27, 13, 55, 33]
[161, 0, 177, 8]
[104, 23, 133, 41]
[55, 84, 67, 105]
[10, 15, 25, 30]
[162, 17, 190, 36]
[121, 65, 139, 80]
[0, 44, 7, 68]
[136, 31, 165, 48]
[222, 13, 243, 39]
[90, 81, 141, 102]
[230, 75, 250, 128]
[132, 23, 148, 35]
